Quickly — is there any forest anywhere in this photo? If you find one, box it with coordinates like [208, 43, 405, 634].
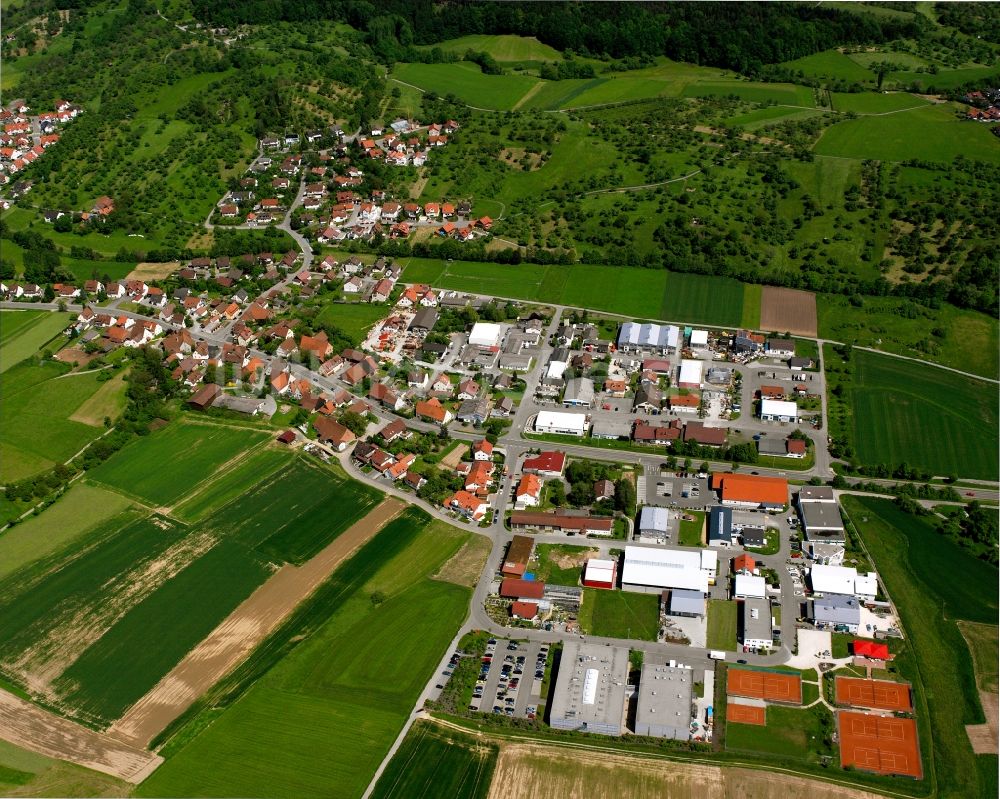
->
[187, 0, 924, 73]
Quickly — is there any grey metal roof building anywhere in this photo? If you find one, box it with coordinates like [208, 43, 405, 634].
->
[617, 322, 679, 353]
[563, 377, 595, 407]
[408, 307, 438, 331]
[811, 594, 861, 629]
[757, 437, 789, 457]
[708, 506, 733, 547]
[799, 486, 835, 502]
[634, 662, 692, 740]
[549, 641, 629, 736]
[639, 506, 670, 536]
[668, 588, 706, 617]
[591, 418, 633, 440]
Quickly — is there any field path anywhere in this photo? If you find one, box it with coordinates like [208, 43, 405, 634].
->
[108, 496, 406, 748]
[512, 80, 545, 110]
[0, 688, 162, 783]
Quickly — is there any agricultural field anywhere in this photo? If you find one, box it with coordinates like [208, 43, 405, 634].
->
[828, 91, 928, 114]
[0, 360, 128, 484]
[0, 739, 130, 798]
[841, 495, 997, 799]
[403, 258, 751, 328]
[370, 721, 497, 799]
[137, 510, 474, 799]
[578, 589, 658, 641]
[422, 34, 561, 64]
[681, 81, 815, 106]
[814, 103, 1000, 164]
[958, 622, 999, 694]
[837, 348, 998, 479]
[0, 311, 71, 372]
[391, 62, 540, 110]
[0, 482, 133, 581]
[87, 419, 270, 506]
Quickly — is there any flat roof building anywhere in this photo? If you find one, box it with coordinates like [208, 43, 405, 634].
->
[741, 596, 773, 649]
[468, 322, 502, 348]
[800, 500, 846, 542]
[734, 574, 767, 599]
[634, 662, 693, 740]
[678, 359, 703, 388]
[621, 546, 716, 594]
[759, 398, 798, 423]
[799, 486, 836, 502]
[534, 411, 588, 437]
[549, 641, 629, 736]
[639, 506, 670, 538]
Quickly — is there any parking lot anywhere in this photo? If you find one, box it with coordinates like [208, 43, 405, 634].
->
[645, 473, 709, 509]
[468, 638, 548, 720]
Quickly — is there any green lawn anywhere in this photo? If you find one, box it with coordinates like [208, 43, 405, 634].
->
[682, 81, 815, 106]
[391, 62, 539, 110]
[678, 510, 705, 546]
[849, 349, 998, 480]
[778, 49, 873, 82]
[88, 420, 270, 506]
[726, 703, 834, 763]
[578, 589, 659, 641]
[315, 301, 391, 346]
[841, 495, 996, 798]
[531, 544, 593, 585]
[370, 721, 497, 799]
[0, 361, 117, 483]
[814, 103, 1000, 164]
[0, 311, 71, 372]
[707, 599, 737, 651]
[137, 509, 473, 799]
[0, 482, 133, 581]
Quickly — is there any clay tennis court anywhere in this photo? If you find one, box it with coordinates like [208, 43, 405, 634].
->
[760, 286, 818, 337]
[727, 703, 766, 726]
[838, 711, 922, 779]
[835, 677, 913, 712]
[727, 669, 802, 704]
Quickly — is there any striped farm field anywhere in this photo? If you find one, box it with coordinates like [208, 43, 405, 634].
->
[0, 310, 71, 373]
[390, 62, 539, 110]
[850, 350, 998, 479]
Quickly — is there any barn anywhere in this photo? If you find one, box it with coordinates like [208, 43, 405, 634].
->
[582, 558, 617, 590]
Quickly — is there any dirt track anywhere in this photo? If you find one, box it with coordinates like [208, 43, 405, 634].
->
[0, 688, 161, 784]
[487, 742, 890, 799]
[967, 690, 999, 754]
[108, 497, 405, 748]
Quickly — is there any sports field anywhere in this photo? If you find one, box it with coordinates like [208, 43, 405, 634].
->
[835, 677, 913, 712]
[0, 310, 70, 372]
[815, 103, 1000, 164]
[370, 721, 497, 799]
[727, 669, 802, 704]
[137, 511, 475, 799]
[725, 704, 832, 762]
[849, 349, 998, 480]
[403, 259, 747, 328]
[391, 62, 539, 110]
[578, 589, 658, 641]
[88, 420, 270, 505]
[837, 711, 922, 779]
[727, 702, 766, 726]
[0, 360, 128, 483]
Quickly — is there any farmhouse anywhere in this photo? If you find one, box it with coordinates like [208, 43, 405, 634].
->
[313, 417, 356, 451]
[502, 535, 535, 577]
[684, 421, 726, 447]
[500, 578, 545, 602]
[509, 511, 614, 536]
[634, 661, 693, 740]
[549, 641, 630, 736]
[188, 383, 221, 410]
[621, 546, 717, 594]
